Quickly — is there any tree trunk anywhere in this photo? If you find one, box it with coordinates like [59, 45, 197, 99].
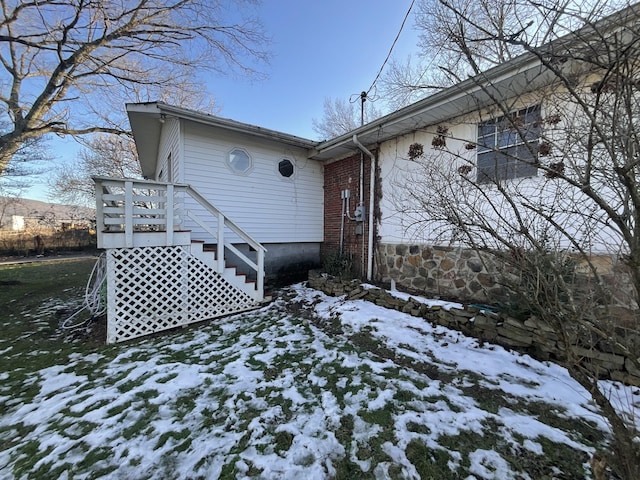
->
[0, 133, 26, 176]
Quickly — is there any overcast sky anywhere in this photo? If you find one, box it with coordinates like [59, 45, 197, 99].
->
[22, 0, 421, 202]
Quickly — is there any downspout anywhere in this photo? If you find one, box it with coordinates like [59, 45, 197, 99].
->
[352, 134, 375, 282]
[359, 151, 365, 274]
[359, 92, 366, 275]
[339, 193, 345, 254]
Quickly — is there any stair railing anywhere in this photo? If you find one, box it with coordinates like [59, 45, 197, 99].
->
[94, 177, 179, 246]
[183, 185, 266, 297]
[93, 176, 266, 298]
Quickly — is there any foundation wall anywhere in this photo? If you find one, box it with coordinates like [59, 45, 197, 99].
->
[376, 243, 636, 309]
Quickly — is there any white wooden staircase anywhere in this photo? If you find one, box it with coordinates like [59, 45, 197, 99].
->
[93, 176, 267, 343]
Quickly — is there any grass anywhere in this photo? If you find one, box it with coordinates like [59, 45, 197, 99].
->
[405, 440, 457, 480]
[0, 259, 111, 401]
[0, 259, 613, 479]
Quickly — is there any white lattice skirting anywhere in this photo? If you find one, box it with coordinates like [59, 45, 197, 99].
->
[106, 246, 257, 343]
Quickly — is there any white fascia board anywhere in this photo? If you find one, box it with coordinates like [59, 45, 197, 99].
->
[126, 102, 163, 179]
[309, 55, 545, 161]
[153, 103, 319, 150]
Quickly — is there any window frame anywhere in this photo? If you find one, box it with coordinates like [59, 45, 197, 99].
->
[476, 105, 542, 184]
[277, 158, 295, 179]
[227, 147, 253, 174]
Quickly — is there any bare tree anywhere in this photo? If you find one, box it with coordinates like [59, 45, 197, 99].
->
[49, 134, 140, 207]
[312, 96, 382, 139]
[0, 0, 269, 177]
[389, 3, 640, 477]
[378, 56, 450, 111]
[380, 0, 628, 108]
[0, 118, 48, 202]
[48, 84, 219, 206]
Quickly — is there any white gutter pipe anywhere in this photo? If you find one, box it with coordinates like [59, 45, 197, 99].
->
[352, 134, 375, 282]
[339, 192, 345, 254]
[359, 152, 365, 274]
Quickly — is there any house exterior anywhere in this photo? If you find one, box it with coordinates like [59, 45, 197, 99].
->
[308, 6, 638, 306]
[97, 5, 637, 342]
[126, 103, 325, 283]
[94, 106, 325, 342]
[309, 58, 566, 299]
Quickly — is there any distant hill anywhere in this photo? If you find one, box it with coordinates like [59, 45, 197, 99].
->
[0, 197, 94, 230]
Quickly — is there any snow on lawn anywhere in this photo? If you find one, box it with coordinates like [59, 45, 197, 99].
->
[1, 284, 636, 479]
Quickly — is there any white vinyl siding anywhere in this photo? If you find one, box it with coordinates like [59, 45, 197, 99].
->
[377, 127, 475, 245]
[157, 118, 181, 183]
[181, 123, 323, 243]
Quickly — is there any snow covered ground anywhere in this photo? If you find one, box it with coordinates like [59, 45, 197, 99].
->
[1, 283, 638, 479]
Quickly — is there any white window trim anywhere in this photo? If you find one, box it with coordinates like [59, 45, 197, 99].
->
[227, 147, 254, 175]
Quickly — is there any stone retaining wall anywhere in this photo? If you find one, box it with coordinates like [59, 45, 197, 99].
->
[308, 270, 640, 387]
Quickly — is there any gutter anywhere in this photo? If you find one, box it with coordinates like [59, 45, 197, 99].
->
[352, 134, 376, 282]
[310, 53, 543, 160]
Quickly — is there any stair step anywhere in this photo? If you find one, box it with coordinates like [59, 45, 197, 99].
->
[187, 239, 260, 301]
[225, 264, 257, 282]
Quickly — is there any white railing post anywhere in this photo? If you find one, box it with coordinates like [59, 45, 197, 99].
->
[124, 180, 133, 248]
[184, 185, 267, 301]
[257, 249, 264, 301]
[166, 184, 174, 246]
[95, 180, 104, 248]
[217, 211, 225, 273]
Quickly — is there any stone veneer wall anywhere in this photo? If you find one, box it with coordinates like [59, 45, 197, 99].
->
[376, 243, 636, 308]
[308, 270, 640, 387]
[377, 243, 507, 304]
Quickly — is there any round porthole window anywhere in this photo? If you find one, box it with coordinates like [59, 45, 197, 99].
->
[278, 159, 294, 178]
[228, 148, 252, 173]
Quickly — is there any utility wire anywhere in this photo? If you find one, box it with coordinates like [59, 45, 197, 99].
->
[62, 254, 107, 330]
[366, 0, 416, 96]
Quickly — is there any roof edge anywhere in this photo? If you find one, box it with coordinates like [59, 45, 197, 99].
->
[127, 102, 319, 150]
[310, 53, 541, 159]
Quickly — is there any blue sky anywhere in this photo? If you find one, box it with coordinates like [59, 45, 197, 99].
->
[215, 0, 421, 139]
[21, 0, 421, 202]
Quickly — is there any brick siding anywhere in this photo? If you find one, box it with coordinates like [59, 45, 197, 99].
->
[323, 153, 374, 276]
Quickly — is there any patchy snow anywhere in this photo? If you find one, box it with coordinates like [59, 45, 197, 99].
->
[468, 449, 513, 479]
[387, 289, 464, 311]
[313, 289, 609, 427]
[1, 283, 638, 479]
[362, 282, 464, 310]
